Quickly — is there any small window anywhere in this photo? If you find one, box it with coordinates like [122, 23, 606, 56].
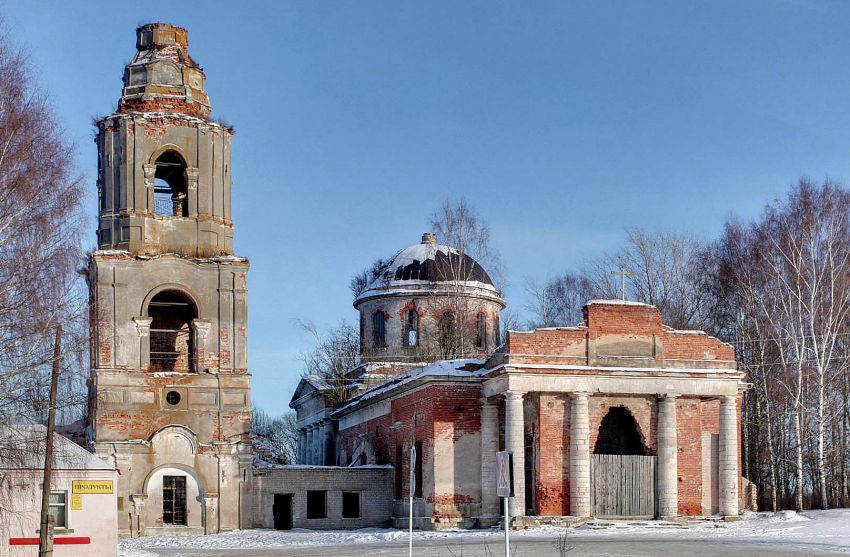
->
[306, 490, 327, 519]
[372, 312, 386, 349]
[48, 491, 67, 528]
[162, 476, 187, 525]
[165, 391, 181, 405]
[476, 313, 486, 349]
[414, 441, 423, 499]
[405, 309, 419, 347]
[342, 491, 361, 518]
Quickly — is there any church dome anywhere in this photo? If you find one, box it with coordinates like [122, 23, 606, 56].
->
[354, 233, 503, 308]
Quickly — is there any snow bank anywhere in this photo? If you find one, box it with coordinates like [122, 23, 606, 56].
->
[118, 510, 850, 556]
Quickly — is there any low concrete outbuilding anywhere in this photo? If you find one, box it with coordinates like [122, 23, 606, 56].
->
[253, 466, 393, 530]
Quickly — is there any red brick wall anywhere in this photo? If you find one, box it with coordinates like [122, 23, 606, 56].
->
[503, 302, 734, 365]
[536, 394, 570, 515]
[339, 382, 483, 511]
[586, 303, 662, 339]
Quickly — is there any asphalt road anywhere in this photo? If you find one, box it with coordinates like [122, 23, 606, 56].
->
[146, 534, 849, 557]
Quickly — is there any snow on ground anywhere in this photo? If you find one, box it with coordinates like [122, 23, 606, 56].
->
[118, 510, 850, 556]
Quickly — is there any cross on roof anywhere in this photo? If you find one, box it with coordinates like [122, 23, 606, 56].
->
[611, 266, 634, 301]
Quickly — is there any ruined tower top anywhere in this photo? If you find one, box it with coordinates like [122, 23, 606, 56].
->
[118, 23, 211, 119]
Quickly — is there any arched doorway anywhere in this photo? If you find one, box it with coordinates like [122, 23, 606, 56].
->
[591, 406, 656, 518]
[148, 290, 197, 372]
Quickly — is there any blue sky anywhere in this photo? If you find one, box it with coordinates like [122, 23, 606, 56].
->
[4, 1, 850, 414]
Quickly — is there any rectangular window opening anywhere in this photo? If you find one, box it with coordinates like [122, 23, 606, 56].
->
[306, 490, 327, 519]
[394, 445, 403, 499]
[48, 491, 67, 529]
[342, 491, 361, 519]
[414, 440, 423, 499]
[163, 475, 187, 526]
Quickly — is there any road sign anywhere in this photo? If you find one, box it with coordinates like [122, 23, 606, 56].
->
[496, 451, 514, 498]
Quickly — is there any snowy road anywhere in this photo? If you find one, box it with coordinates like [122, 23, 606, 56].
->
[120, 510, 850, 557]
[143, 537, 845, 557]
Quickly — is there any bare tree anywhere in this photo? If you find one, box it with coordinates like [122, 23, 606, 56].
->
[429, 197, 505, 294]
[525, 273, 596, 328]
[706, 179, 850, 511]
[426, 198, 505, 358]
[350, 257, 390, 300]
[0, 26, 86, 437]
[587, 229, 710, 330]
[252, 406, 298, 465]
[296, 320, 360, 405]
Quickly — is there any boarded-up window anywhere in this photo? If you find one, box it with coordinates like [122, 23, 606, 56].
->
[342, 491, 360, 518]
[163, 476, 187, 525]
[306, 490, 326, 519]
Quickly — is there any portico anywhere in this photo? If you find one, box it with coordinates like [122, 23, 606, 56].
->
[478, 300, 745, 521]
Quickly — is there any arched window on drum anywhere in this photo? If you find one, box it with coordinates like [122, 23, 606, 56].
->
[372, 311, 387, 349]
[405, 309, 419, 347]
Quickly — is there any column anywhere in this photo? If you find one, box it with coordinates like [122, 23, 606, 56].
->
[129, 494, 147, 538]
[318, 421, 326, 466]
[569, 391, 590, 517]
[719, 394, 739, 517]
[191, 319, 211, 372]
[323, 419, 335, 466]
[480, 397, 500, 520]
[132, 317, 152, 370]
[312, 425, 320, 465]
[504, 391, 526, 518]
[657, 395, 678, 519]
[306, 426, 315, 465]
[203, 493, 220, 534]
[299, 429, 307, 464]
[186, 167, 200, 218]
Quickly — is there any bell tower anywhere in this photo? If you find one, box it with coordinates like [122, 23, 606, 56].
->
[87, 23, 252, 537]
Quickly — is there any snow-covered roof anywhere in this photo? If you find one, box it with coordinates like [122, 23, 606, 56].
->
[335, 359, 486, 414]
[354, 233, 500, 305]
[0, 425, 114, 470]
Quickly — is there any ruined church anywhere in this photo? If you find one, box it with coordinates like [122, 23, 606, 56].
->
[85, 23, 746, 537]
[291, 235, 748, 529]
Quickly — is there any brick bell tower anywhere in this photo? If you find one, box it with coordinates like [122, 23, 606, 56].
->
[87, 23, 252, 537]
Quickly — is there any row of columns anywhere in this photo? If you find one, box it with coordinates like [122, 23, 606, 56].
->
[480, 391, 740, 519]
[298, 420, 334, 466]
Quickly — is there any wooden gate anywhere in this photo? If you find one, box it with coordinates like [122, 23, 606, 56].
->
[591, 454, 656, 518]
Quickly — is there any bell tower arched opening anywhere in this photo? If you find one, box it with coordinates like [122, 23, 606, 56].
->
[148, 290, 197, 372]
[593, 406, 647, 456]
[153, 150, 188, 217]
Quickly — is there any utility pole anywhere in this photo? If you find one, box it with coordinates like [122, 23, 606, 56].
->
[39, 326, 62, 557]
[409, 444, 416, 557]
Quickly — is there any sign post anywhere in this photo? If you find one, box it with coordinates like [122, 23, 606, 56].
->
[409, 444, 416, 557]
[496, 451, 514, 557]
